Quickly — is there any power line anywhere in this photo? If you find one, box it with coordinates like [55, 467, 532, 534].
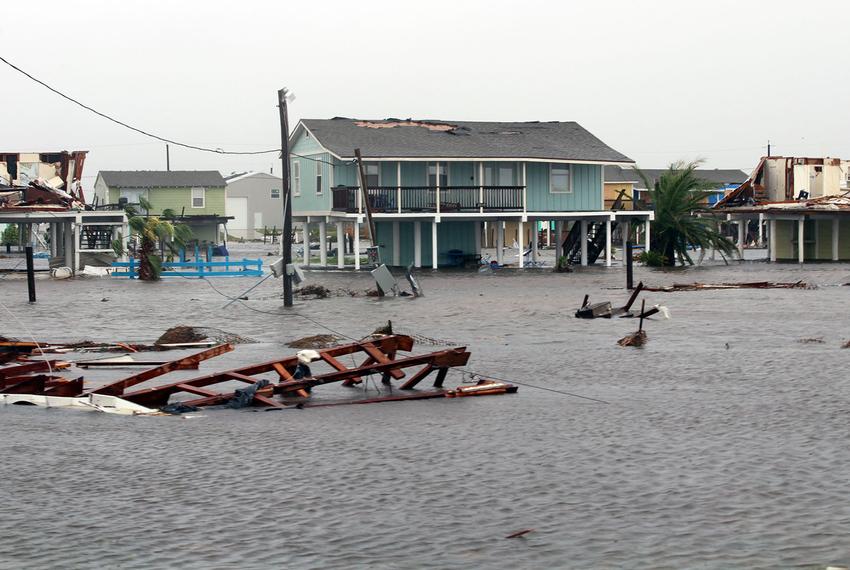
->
[0, 55, 282, 156]
[0, 54, 342, 168]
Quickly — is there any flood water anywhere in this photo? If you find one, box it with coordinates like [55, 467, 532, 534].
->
[2, 255, 850, 569]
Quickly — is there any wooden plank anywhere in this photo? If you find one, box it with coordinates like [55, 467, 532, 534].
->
[400, 364, 434, 390]
[175, 384, 220, 398]
[271, 362, 294, 381]
[361, 342, 405, 380]
[0, 360, 69, 380]
[122, 335, 414, 408]
[276, 348, 470, 395]
[226, 372, 260, 383]
[92, 344, 234, 396]
[252, 394, 285, 408]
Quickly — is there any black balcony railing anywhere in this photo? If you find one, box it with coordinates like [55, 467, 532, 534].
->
[331, 185, 525, 213]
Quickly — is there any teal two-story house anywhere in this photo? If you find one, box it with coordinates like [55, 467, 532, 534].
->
[289, 118, 652, 268]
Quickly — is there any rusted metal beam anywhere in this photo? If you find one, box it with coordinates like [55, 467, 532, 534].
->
[92, 344, 234, 396]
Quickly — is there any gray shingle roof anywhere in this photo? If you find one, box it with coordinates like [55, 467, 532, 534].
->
[606, 166, 749, 189]
[299, 118, 633, 163]
[98, 171, 225, 188]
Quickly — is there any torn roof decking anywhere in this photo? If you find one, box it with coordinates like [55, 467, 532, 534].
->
[297, 118, 634, 164]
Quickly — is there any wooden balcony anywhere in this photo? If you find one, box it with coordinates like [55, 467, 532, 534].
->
[331, 185, 525, 214]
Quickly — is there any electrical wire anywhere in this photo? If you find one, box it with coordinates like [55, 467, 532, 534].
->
[0, 299, 53, 375]
[458, 368, 610, 404]
[0, 54, 343, 167]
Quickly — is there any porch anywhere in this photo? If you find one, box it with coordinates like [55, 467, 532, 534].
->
[331, 185, 525, 214]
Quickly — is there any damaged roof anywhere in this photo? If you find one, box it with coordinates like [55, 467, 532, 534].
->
[298, 118, 633, 163]
[98, 171, 226, 188]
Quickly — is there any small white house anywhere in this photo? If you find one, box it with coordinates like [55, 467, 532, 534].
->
[224, 171, 284, 239]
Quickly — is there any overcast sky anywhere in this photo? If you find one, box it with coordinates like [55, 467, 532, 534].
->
[2, 0, 849, 183]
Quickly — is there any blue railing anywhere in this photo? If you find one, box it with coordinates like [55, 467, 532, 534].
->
[111, 256, 263, 278]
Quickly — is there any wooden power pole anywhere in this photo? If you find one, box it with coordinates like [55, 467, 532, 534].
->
[278, 88, 294, 307]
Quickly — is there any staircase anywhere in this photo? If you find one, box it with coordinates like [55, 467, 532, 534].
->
[561, 190, 627, 266]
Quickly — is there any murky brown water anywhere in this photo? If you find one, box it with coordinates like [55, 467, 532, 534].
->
[2, 256, 850, 569]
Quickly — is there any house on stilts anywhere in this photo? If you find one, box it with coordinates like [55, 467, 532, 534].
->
[712, 156, 850, 262]
[289, 117, 653, 269]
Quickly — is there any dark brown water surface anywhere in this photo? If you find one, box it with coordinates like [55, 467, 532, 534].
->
[2, 258, 850, 569]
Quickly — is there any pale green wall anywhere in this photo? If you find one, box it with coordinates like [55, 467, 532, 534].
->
[773, 218, 850, 260]
[107, 186, 225, 216]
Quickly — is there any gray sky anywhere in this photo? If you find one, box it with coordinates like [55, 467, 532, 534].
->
[3, 0, 849, 185]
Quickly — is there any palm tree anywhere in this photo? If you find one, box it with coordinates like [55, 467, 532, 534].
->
[636, 161, 735, 266]
[112, 197, 193, 280]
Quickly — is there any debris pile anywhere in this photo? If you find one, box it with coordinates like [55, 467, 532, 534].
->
[287, 334, 343, 349]
[0, 335, 516, 415]
[295, 284, 331, 299]
[645, 281, 809, 292]
[0, 151, 88, 211]
[154, 326, 256, 346]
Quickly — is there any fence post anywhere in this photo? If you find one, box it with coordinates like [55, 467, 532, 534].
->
[129, 256, 136, 279]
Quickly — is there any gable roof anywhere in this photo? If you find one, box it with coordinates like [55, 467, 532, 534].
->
[98, 170, 225, 188]
[224, 171, 278, 184]
[608, 167, 749, 190]
[297, 118, 633, 164]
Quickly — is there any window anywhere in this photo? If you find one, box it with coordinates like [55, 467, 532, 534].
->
[293, 161, 301, 196]
[483, 163, 515, 186]
[363, 163, 380, 188]
[191, 187, 205, 208]
[119, 188, 145, 204]
[270, 188, 280, 199]
[316, 162, 323, 195]
[428, 162, 448, 187]
[550, 164, 571, 193]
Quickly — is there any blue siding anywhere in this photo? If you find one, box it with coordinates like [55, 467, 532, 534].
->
[375, 220, 475, 267]
[381, 162, 398, 186]
[449, 162, 475, 186]
[290, 129, 332, 213]
[333, 159, 358, 187]
[401, 162, 426, 186]
[526, 163, 601, 211]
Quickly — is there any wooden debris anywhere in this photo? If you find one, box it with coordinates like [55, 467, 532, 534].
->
[286, 334, 343, 349]
[576, 282, 645, 319]
[617, 330, 647, 347]
[617, 300, 648, 347]
[797, 337, 825, 344]
[505, 529, 534, 539]
[1, 335, 516, 414]
[644, 280, 808, 292]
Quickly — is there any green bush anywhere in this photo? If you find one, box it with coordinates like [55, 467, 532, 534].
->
[638, 250, 667, 267]
[1, 225, 19, 245]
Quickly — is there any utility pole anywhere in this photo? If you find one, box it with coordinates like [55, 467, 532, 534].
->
[767, 139, 771, 158]
[278, 88, 294, 307]
[354, 148, 378, 256]
[166, 144, 170, 171]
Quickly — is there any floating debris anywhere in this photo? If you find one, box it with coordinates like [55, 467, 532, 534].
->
[287, 334, 343, 349]
[644, 281, 809, 292]
[617, 330, 647, 347]
[617, 300, 649, 347]
[296, 284, 331, 299]
[505, 529, 534, 539]
[797, 337, 826, 344]
[155, 326, 256, 346]
[1, 335, 514, 414]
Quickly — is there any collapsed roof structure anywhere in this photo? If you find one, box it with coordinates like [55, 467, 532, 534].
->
[0, 151, 88, 211]
[711, 156, 850, 262]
